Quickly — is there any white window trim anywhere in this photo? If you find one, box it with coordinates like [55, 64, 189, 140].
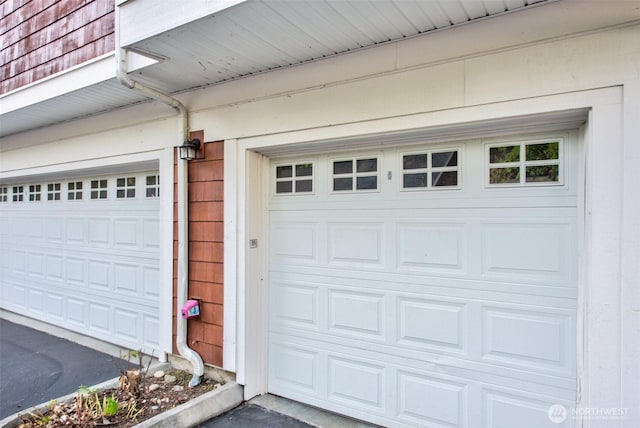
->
[90, 178, 109, 200]
[485, 138, 564, 187]
[273, 161, 315, 196]
[329, 154, 381, 194]
[116, 176, 137, 199]
[47, 183, 61, 201]
[68, 181, 84, 201]
[145, 174, 161, 199]
[399, 146, 462, 192]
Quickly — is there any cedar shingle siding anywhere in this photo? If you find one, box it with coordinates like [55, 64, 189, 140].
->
[0, 0, 115, 94]
[173, 135, 225, 367]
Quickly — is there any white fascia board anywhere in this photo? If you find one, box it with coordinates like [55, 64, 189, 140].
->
[0, 53, 115, 113]
[0, 51, 156, 115]
[118, 0, 248, 46]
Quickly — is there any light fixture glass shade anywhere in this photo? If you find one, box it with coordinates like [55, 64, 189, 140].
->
[178, 139, 201, 160]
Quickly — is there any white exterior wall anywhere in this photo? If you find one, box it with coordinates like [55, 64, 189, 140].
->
[1, 12, 638, 427]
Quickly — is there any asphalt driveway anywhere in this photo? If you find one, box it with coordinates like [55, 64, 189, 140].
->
[0, 318, 133, 419]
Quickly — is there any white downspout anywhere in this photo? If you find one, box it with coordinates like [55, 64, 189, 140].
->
[115, 6, 204, 387]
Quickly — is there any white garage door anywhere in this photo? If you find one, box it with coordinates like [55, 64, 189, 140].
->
[268, 134, 577, 428]
[0, 170, 161, 353]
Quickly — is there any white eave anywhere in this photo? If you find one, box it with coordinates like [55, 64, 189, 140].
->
[1, 0, 638, 139]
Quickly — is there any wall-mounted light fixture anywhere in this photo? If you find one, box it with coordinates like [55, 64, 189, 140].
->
[178, 138, 201, 160]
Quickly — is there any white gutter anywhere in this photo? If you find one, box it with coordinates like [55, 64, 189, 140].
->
[115, 6, 204, 388]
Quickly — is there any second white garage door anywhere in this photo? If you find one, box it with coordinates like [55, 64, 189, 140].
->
[268, 133, 578, 428]
[0, 170, 161, 353]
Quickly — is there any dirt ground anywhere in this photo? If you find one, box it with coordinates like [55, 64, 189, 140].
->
[16, 369, 220, 428]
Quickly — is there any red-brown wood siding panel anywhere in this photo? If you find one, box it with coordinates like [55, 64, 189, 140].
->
[173, 133, 225, 367]
[1, 0, 114, 94]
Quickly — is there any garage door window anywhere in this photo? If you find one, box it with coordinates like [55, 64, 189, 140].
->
[146, 175, 160, 198]
[12, 186, 23, 202]
[28, 185, 41, 201]
[487, 140, 561, 186]
[332, 156, 379, 192]
[401, 149, 459, 190]
[0, 187, 7, 202]
[90, 179, 108, 200]
[275, 163, 314, 194]
[116, 177, 136, 199]
[47, 183, 61, 201]
[68, 181, 83, 200]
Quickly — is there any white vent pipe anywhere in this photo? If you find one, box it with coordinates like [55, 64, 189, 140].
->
[114, 5, 204, 387]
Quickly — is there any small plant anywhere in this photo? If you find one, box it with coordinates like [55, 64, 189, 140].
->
[103, 394, 119, 417]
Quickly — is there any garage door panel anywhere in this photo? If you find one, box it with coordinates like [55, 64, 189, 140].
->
[328, 289, 384, 338]
[270, 271, 577, 307]
[481, 306, 575, 374]
[271, 221, 319, 264]
[272, 332, 577, 396]
[270, 334, 576, 428]
[328, 356, 385, 411]
[271, 214, 575, 288]
[328, 222, 385, 267]
[269, 342, 321, 395]
[481, 222, 574, 284]
[67, 298, 86, 326]
[271, 281, 320, 328]
[482, 389, 573, 428]
[272, 294, 574, 380]
[397, 297, 467, 352]
[397, 370, 467, 427]
[397, 222, 467, 273]
[48, 293, 65, 320]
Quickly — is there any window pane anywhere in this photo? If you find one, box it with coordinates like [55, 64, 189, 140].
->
[295, 180, 313, 192]
[77, 182, 83, 190]
[146, 176, 156, 185]
[99, 190, 107, 199]
[127, 189, 135, 198]
[526, 165, 559, 182]
[91, 190, 99, 199]
[333, 177, 352, 191]
[432, 171, 458, 187]
[146, 188, 157, 198]
[295, 164, 312, 177]
[127, 177, 136, 186]
[117, 189, 125, 198]
[432, 151, 458, 167]
[489, 167, 520, 184]
[333, 161, 352, 175]
[356, 176, 377, 190]
[356, 158, 377, 173]
[526, 142, 559, 161]
[403, 173, 428, 188]
[490, 146, 520, 163]
[276, 166, 292, 178]
[403, 154, 428, 170]
[117, 178, 125, 187]
[276, 181, 293, 193]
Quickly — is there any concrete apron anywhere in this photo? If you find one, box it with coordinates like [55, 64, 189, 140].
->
[0, 376, 244, 428]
